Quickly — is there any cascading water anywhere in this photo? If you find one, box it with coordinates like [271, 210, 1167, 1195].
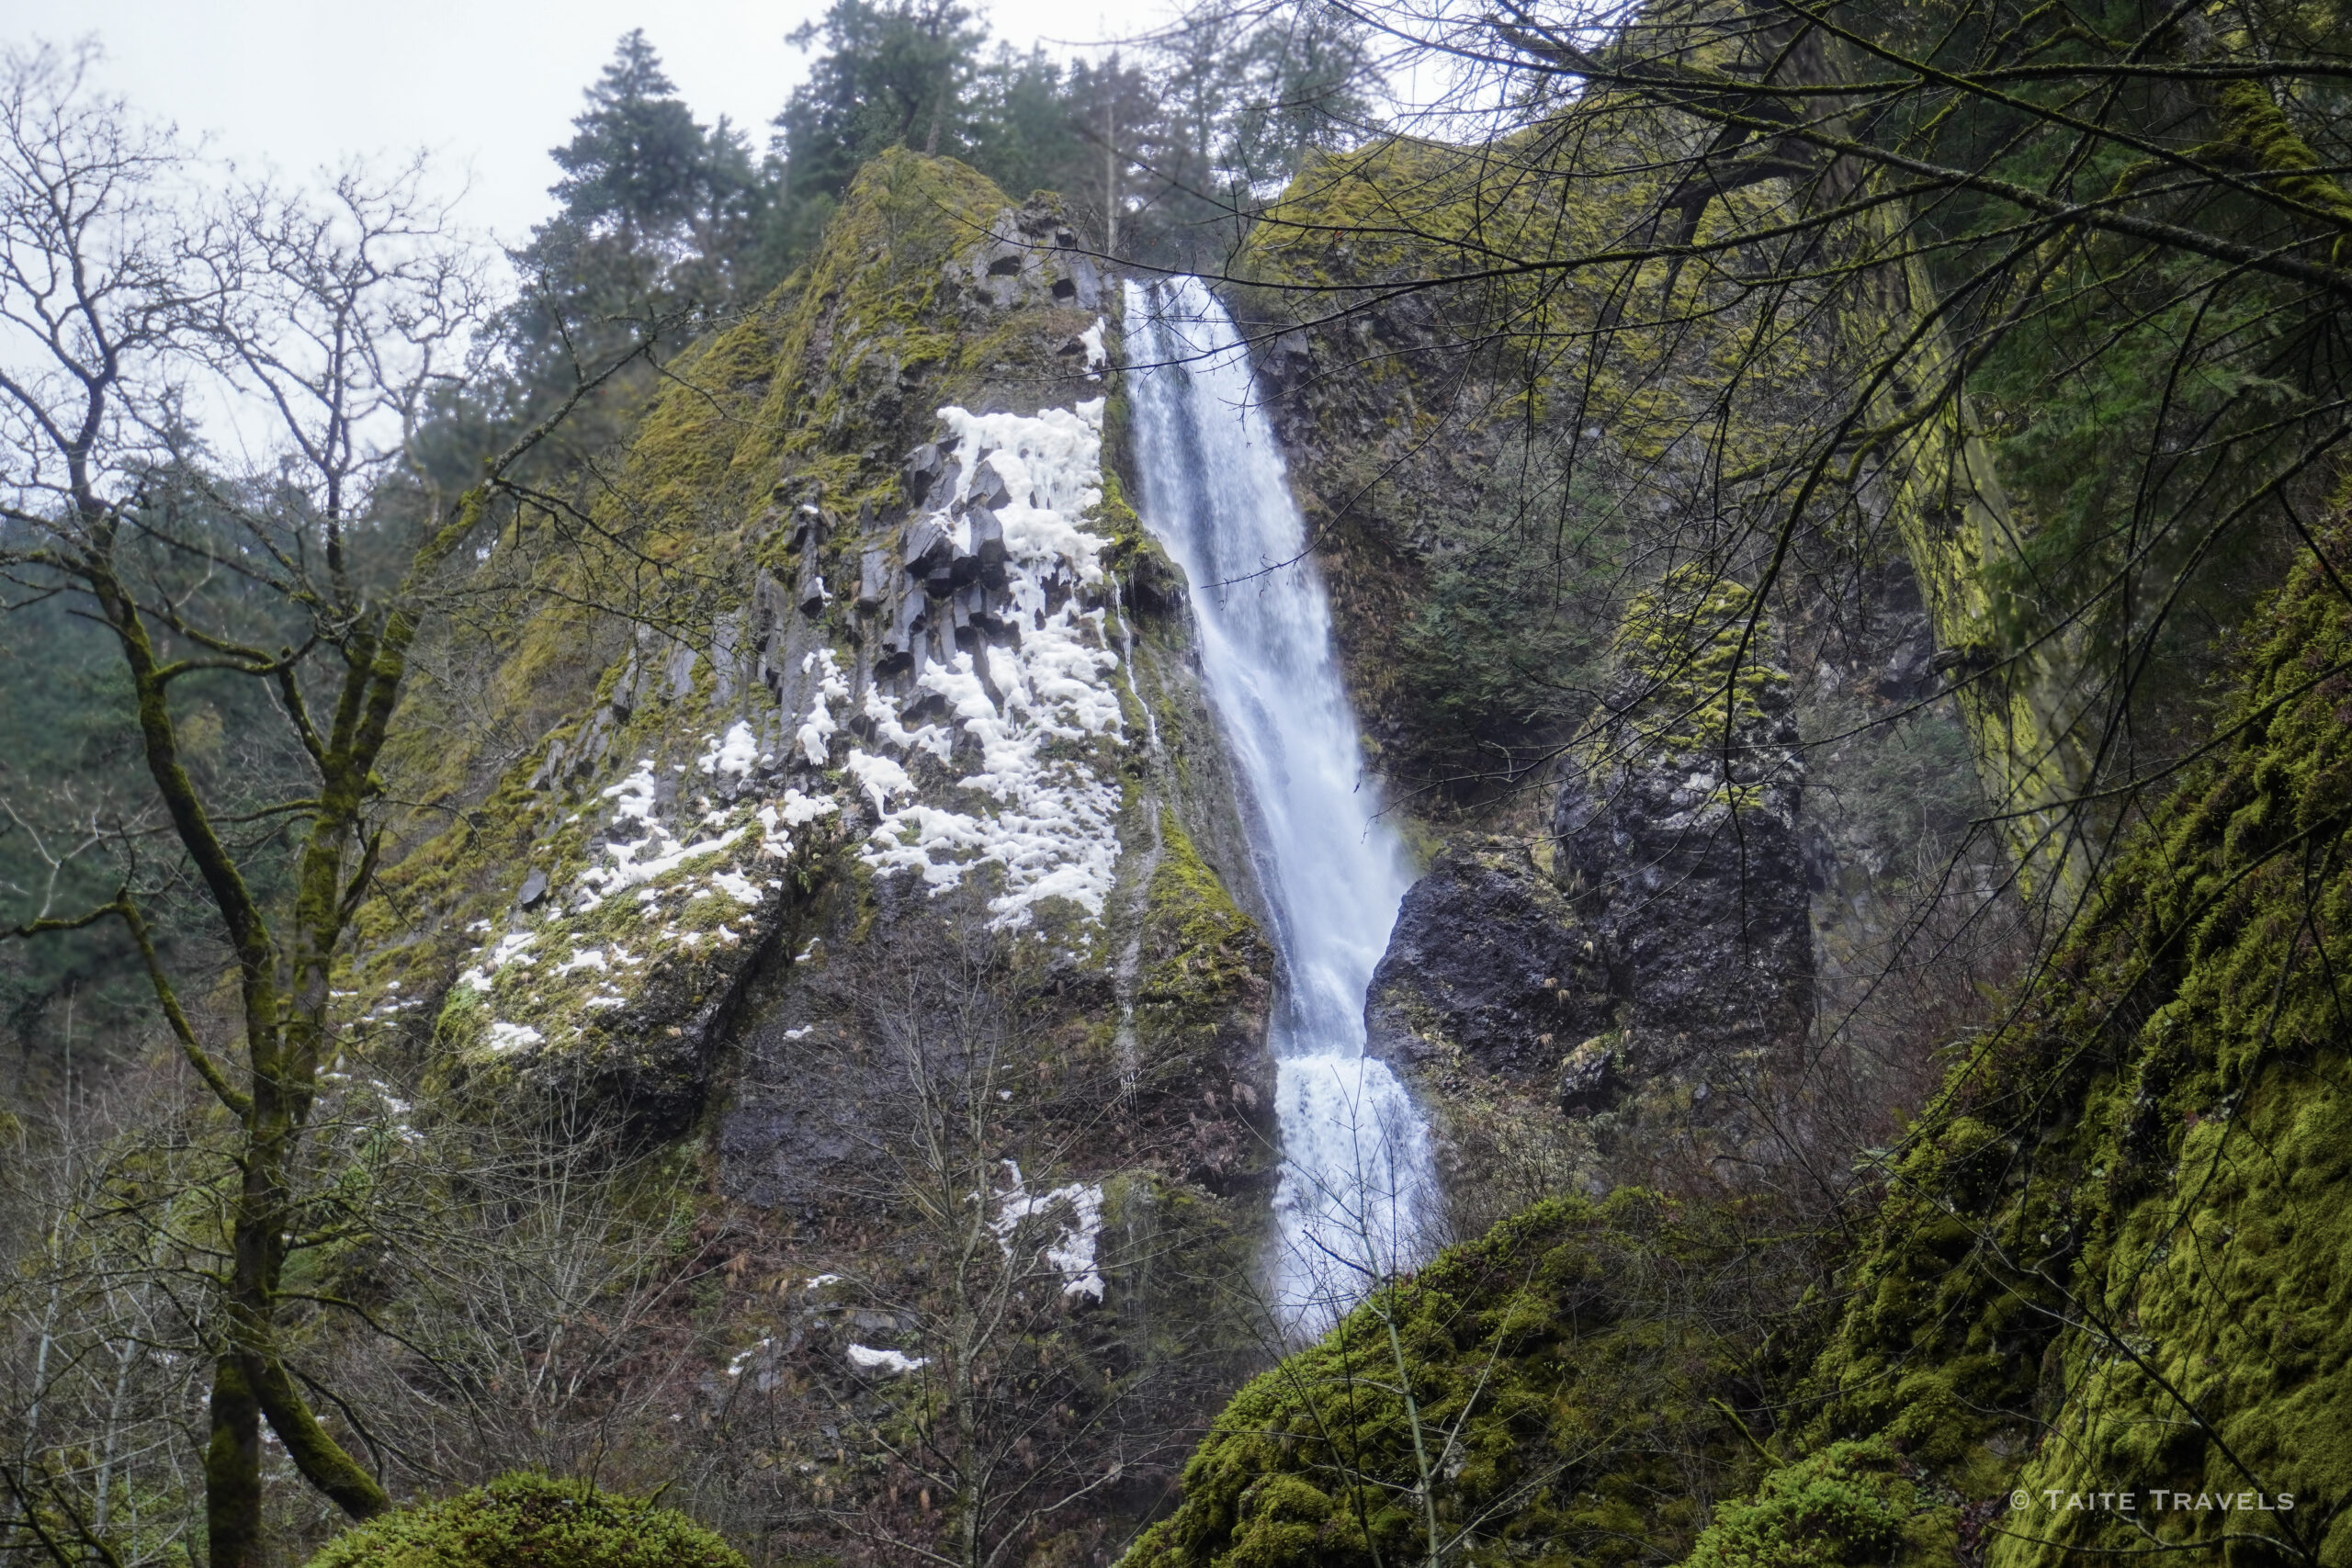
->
[1122, 276, 1437, 1333]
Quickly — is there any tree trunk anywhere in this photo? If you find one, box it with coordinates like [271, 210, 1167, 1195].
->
[204, 1359, 263, 1568]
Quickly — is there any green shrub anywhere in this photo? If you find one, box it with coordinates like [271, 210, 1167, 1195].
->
[1681, 1440, 1942, 1568]
[306, 1472, 745, 1568]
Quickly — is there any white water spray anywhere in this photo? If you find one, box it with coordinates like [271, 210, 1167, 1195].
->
[1122, 276, 1437, 1333]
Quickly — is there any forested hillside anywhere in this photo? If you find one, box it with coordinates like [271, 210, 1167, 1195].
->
[5, 3, 2350, 1567]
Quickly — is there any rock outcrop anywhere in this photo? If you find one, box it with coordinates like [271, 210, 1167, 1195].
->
[341, 153, 1279, 1565]
[1363, 838, 1610, 1089]
[1549, 567, 1814, 1111]
[1366, 569, 1813, 1138]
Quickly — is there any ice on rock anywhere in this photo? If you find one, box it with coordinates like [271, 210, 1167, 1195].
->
[851, 398, 1127, 930]
[779, 789, 838, 826]
[846, 750, 914, 813]
[797, 649, 850, 764]
[1079, 316, 1107, 379]
[698, 720, 761, 778]
[861, 685, 952, 761]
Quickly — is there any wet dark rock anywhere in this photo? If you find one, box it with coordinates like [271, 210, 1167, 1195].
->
[902, 516, 956, 578]
[1364, 838, 1611, 1083]
[967, 508, 1007, 588]
[856, 547, 891, 612]
[967, 461, 1012, 512]
[1549, 600, 1813, 1104]
[903, 441, 947, 506]
[1367, 579, 1816, 1131]
[1556, 1036, 1619, 1114]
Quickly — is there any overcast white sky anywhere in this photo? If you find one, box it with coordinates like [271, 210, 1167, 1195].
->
[16, 0, 1142, 247]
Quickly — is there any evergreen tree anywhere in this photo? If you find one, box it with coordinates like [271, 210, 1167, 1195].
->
[501, 31, 763, 410]
[1227, 7, 1376, 190]
[763, 0, 990, 265]
[1053, 52, 1163, 256]
[549, 28, 721, 245]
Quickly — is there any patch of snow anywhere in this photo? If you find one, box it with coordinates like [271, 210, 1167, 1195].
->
[726, 1337, 774, 1377]
[781, 788, 838, 825]
[484, 1021, 545, 1054]
[782, 1025, 813, 1041]
[557, 948, 608, 975]
[847, 1344, 929, 1375]
[698, 721, 762, 778]
[985, 1160, 1107, 1300]
[604, 761, 661, 823]
[708, 870, 763, 907]
[458, 930, 539, 993]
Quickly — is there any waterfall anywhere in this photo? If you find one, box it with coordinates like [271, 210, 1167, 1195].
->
[1122, 276, 1437, 1334]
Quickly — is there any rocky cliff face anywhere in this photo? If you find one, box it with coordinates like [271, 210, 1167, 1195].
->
[1363, 837, 1610, 1092]
[343, 153, 1283, 1562]
[1547, 569, 1814, 1116]
[1229, 143, 1990, 1221]
[1137, 507, 2352, 1568]
[1360, 569, 1816, 1210]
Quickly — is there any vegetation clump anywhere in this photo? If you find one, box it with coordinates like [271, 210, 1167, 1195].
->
[1136, 810, 1273, 1057]
[1609, 568, 1789, 761]
[1679, 1440, 1949, 1568]
[307, 1472, 747, 1568]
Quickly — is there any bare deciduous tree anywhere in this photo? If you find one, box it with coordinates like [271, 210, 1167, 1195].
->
[0, 41, 657, 1566]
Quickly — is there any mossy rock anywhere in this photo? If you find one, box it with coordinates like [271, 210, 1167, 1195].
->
[306, 1472, 745, 1568]
[1125, 1190, 1777, 1568]
[1778, 511, 2352, 1562]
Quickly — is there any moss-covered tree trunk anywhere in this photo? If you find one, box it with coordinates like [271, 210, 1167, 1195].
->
[55, 492, 492, 1562]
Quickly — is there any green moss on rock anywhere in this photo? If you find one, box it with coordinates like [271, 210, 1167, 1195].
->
[305, 1472, 745, 1568]
[1136, 809, 1272, 1060]
[1680, 1439, 1953, 1568]
[1762, 515, 2352, 1568]
[1611, 566, 1790, 763]
[1125, 1192, 1769, 1568]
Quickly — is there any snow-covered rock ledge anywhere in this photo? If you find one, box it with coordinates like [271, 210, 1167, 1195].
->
[842, 397, 1128, 930]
